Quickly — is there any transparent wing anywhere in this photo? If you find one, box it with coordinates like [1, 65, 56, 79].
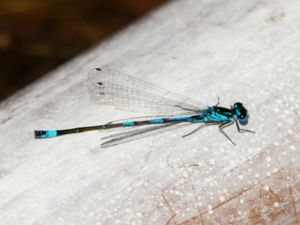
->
[101, 122, 189, 148]
[88, 67, 207, 115]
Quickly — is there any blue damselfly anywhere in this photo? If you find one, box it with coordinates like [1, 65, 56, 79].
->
[35, 68, 255, 147]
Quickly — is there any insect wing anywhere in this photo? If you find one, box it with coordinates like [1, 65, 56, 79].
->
[88, 68, 206, 115]
[101, 122, 189, 148]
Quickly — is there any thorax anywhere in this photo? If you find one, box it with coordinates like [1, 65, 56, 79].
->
[192, 106, 235, 123]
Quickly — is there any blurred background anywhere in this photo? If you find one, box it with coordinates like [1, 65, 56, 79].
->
[0, 0, 169, 102]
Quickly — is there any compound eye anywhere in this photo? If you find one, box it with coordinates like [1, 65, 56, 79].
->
[239, 106, 247, 117]
[240, 111, 247, 118]
[234, 102, 243, 109]
[239, 115, 249, 125]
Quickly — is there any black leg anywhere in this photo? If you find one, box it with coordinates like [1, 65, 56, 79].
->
[219, 121, 236, 146]
[235, 121, 255, 133]
[215, 96, 220, 106]
[182, 124, 206, 138]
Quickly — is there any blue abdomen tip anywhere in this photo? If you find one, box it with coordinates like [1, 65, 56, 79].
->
[35, 130, 58, 138]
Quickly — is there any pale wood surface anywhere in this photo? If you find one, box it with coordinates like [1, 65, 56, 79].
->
[1, 0, 300, 224]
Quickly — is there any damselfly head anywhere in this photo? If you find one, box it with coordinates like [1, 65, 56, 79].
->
[233, 102, 249, 125]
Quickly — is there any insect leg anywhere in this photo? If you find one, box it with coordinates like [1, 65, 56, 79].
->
[182, 124, 206, 138]
[215, 96, 220, 106]
[235, 121, 256, 133]
[219, 121, 236, 146]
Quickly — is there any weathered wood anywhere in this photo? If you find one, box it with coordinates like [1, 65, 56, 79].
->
[1, 0, 300, 224]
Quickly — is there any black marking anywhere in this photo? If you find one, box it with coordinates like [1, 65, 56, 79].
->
[98, 82, 104, 86]
[35, 130, 46, 138]
[96, 68, 102, 71]
[213, 106, 234, 118]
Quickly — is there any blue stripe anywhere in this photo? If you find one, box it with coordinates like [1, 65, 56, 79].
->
[43, 130, 58, 138]
[169, 116, 192, 121]
[122, 121, 135, 126]
[210, 112, 229, 121]
[149, 119, 164, 123]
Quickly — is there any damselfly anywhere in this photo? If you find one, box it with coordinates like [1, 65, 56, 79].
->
[35, 68, 255, 147]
